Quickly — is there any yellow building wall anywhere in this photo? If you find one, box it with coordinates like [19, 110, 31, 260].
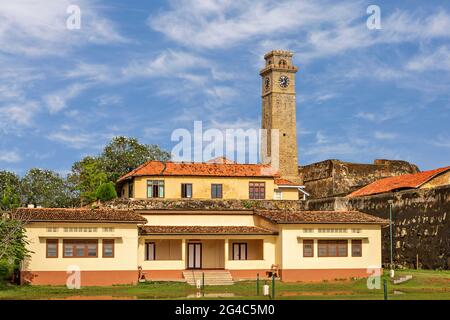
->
[420, 170, 450, 188]
[280, 224, 382, 270]
[22, 223, 139, 272]
[141, 213, 256, 226]
[277, 188, 299, 200]
[127, 176, 283, 200]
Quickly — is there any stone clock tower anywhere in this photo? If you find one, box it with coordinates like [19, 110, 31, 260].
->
[260, 50, 300, 182]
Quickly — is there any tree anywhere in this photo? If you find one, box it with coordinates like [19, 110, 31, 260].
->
[1, 185, 20, 211]
[0, 212, 29, 283]
[100, 136, 170, 182]
[95, 182, 117, 202]
[68, 137, 170, 205]
[0, 171, 21, 210]
[21, 168, 76, 208]
[68, 157, 107, 205]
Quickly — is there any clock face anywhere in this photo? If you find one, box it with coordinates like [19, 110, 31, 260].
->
[264, 77, 270, 90]
[278, 75, 289, 88]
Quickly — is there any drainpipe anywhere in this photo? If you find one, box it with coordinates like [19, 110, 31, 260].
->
[388, 199, 394, 278]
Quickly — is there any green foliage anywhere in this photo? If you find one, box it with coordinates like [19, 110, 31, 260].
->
[69, 157, 107, 204]
[1, 185, 20, 210]
[21, 168, 77, 208]
[100, 136, 171, 182]
[0, 171, 21, 210]
[69, 136, 170, 204]
[95, 182, 117, 202]
[0, 215, 30, 282]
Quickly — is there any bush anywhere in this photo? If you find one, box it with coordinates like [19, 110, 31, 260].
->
[95, 182, 117, 202]
[0, 259, 13, 282]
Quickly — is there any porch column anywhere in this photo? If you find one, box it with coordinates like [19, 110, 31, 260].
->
[224, 239, 229, 269]
[181, 239, 186, 268]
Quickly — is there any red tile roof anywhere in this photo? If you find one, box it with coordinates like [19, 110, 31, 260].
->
[139, 225, 278, 235]
[274, 178, 300, 186]
[347, 166, 450, 197]
[117, 161, 278, 182]
[256, 210, 388, 225]
[13, 208, 147, 224]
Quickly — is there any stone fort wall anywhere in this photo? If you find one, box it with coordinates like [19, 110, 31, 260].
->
[305, 185, 449, 269]
[299, 159, 419, 199]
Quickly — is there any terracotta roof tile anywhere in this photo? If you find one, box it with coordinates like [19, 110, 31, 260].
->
[139, 225, 278, 235]
[347, 166, 450, 197]
[13, 208, 147, 224]
[256, 210, 389, 225]
[117, 161, 277, 182]
[274, 178, 300, 186]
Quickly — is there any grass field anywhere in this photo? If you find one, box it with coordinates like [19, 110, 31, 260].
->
[0, 269, 448, 300]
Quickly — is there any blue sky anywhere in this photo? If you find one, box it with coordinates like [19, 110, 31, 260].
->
[0, 0, 449, 176]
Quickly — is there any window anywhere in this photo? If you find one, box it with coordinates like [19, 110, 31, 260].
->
[103, 227, 114, 232]
[46, 227, 58, 232]
[63, 227, 97, 233]
[318, 240, 348, 257]
[145, 242, 155, 261]
[274, 189, 282, 200]
[211, 184, 223, 199]
[352, 240, 362, 257]
[303, 240, 314, 257]
[249, 182, 265, 199]
[232, 243, 247, 260]
[181, 183, 193, 198]
[63, 240, 98, 258]
[102, 239, 114, 258]
[147, 180, 164, 198]
[128, 182, 133, 198]
[46, 239, 58, 258]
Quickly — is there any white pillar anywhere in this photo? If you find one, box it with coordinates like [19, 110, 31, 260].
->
[224, 239, 229, 269]
[181, 239, 186, 269]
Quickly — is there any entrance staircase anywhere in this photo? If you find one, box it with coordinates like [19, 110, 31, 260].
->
[183, 270, 234, 286]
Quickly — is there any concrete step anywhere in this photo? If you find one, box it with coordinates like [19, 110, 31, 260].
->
[183, 270, 234, 286]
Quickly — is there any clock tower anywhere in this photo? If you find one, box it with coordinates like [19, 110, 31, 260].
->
[260, 50, 300, 182]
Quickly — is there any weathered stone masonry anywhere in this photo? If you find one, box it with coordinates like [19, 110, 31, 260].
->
[305, 186, 449, 269]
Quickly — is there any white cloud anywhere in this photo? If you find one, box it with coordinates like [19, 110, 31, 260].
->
[47, 130, 113, 149]
[65, 62, 116, 83]
[150, 1, 450, 64]
[0, 150, 21, 163]
[0, 0, 126, 56]
[96, 94, 122, 106]
[0, 101, 38, 128]
[122, 50, 209, 78]
[374, 131, 397, 140]
[149, 0, 358, 50]
[432, 134, 450, 148]
[355, 105, 411, 123]
[44, 83, 87, 113]
[406, 46, 450, 72]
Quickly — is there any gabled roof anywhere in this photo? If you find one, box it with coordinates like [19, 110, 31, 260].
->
[13, 208, 147, 224]
[139, 225, 278, 235]
[347, 166, 450, 197]
[117, 160, 278, 182]
[206, 156, 236, 164]
[256, 210, 388, 225]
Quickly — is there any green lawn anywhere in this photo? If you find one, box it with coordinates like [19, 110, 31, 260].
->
[0, 269, 448, 300]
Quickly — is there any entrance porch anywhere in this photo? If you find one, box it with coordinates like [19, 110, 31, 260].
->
[138, 226, 277, 282]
